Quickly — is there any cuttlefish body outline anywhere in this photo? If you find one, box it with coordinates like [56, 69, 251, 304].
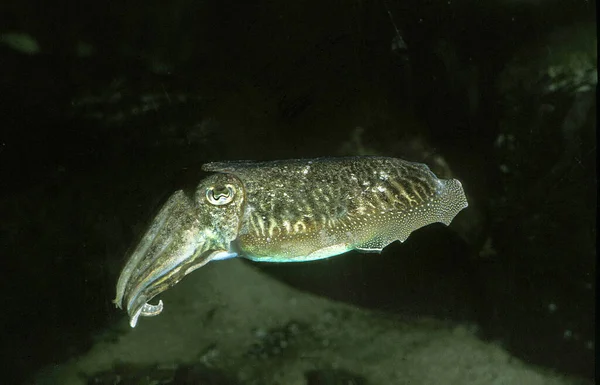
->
[114, 156, 468, 327]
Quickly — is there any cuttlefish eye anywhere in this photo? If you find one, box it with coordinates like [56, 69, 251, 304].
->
[206, 184, 235, 205]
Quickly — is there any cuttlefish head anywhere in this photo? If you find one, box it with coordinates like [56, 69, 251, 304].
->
[114, 173, 245, 327]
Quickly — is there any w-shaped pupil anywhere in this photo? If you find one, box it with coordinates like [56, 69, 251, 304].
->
[207, 185, 234, 205]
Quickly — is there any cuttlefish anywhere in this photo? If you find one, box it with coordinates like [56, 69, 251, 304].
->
[114, 156, 468, 327]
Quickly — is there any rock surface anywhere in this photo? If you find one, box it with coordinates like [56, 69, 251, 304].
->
[35, 259, 584, 385]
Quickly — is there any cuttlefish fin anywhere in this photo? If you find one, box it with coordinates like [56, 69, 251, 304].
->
[354, 223, 413, 253]
[355, 235, 388, 253]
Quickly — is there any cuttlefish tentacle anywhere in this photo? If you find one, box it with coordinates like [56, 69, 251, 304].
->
[141, 300, 164, 316]
[129, 300, 164, 328]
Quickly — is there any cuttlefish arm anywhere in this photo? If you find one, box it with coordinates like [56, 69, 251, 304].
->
[114, 172, 245, 327]
[113, 190, 215, 327]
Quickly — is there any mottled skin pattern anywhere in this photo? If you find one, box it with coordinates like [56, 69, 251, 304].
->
[115, 156, 468, 327]
[205, 157, 467, 261]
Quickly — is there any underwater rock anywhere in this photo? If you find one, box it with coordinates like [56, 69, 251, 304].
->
[305, 369, 367, 385]
[86, 363, 239, 385]
[246, 321, 309, 360]
[35, 259, 587, 385]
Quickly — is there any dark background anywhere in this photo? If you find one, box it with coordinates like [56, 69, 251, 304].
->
[0, 0, 595, 383]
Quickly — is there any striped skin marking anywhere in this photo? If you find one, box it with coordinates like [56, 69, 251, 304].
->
[389, 179, 420, 206]
[249, 213, 259, 235]
[294, 221, 307, 233]
[268, 217, 280, 238]
[283, 220, 292, 233]
[256, 213, 266, 237]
